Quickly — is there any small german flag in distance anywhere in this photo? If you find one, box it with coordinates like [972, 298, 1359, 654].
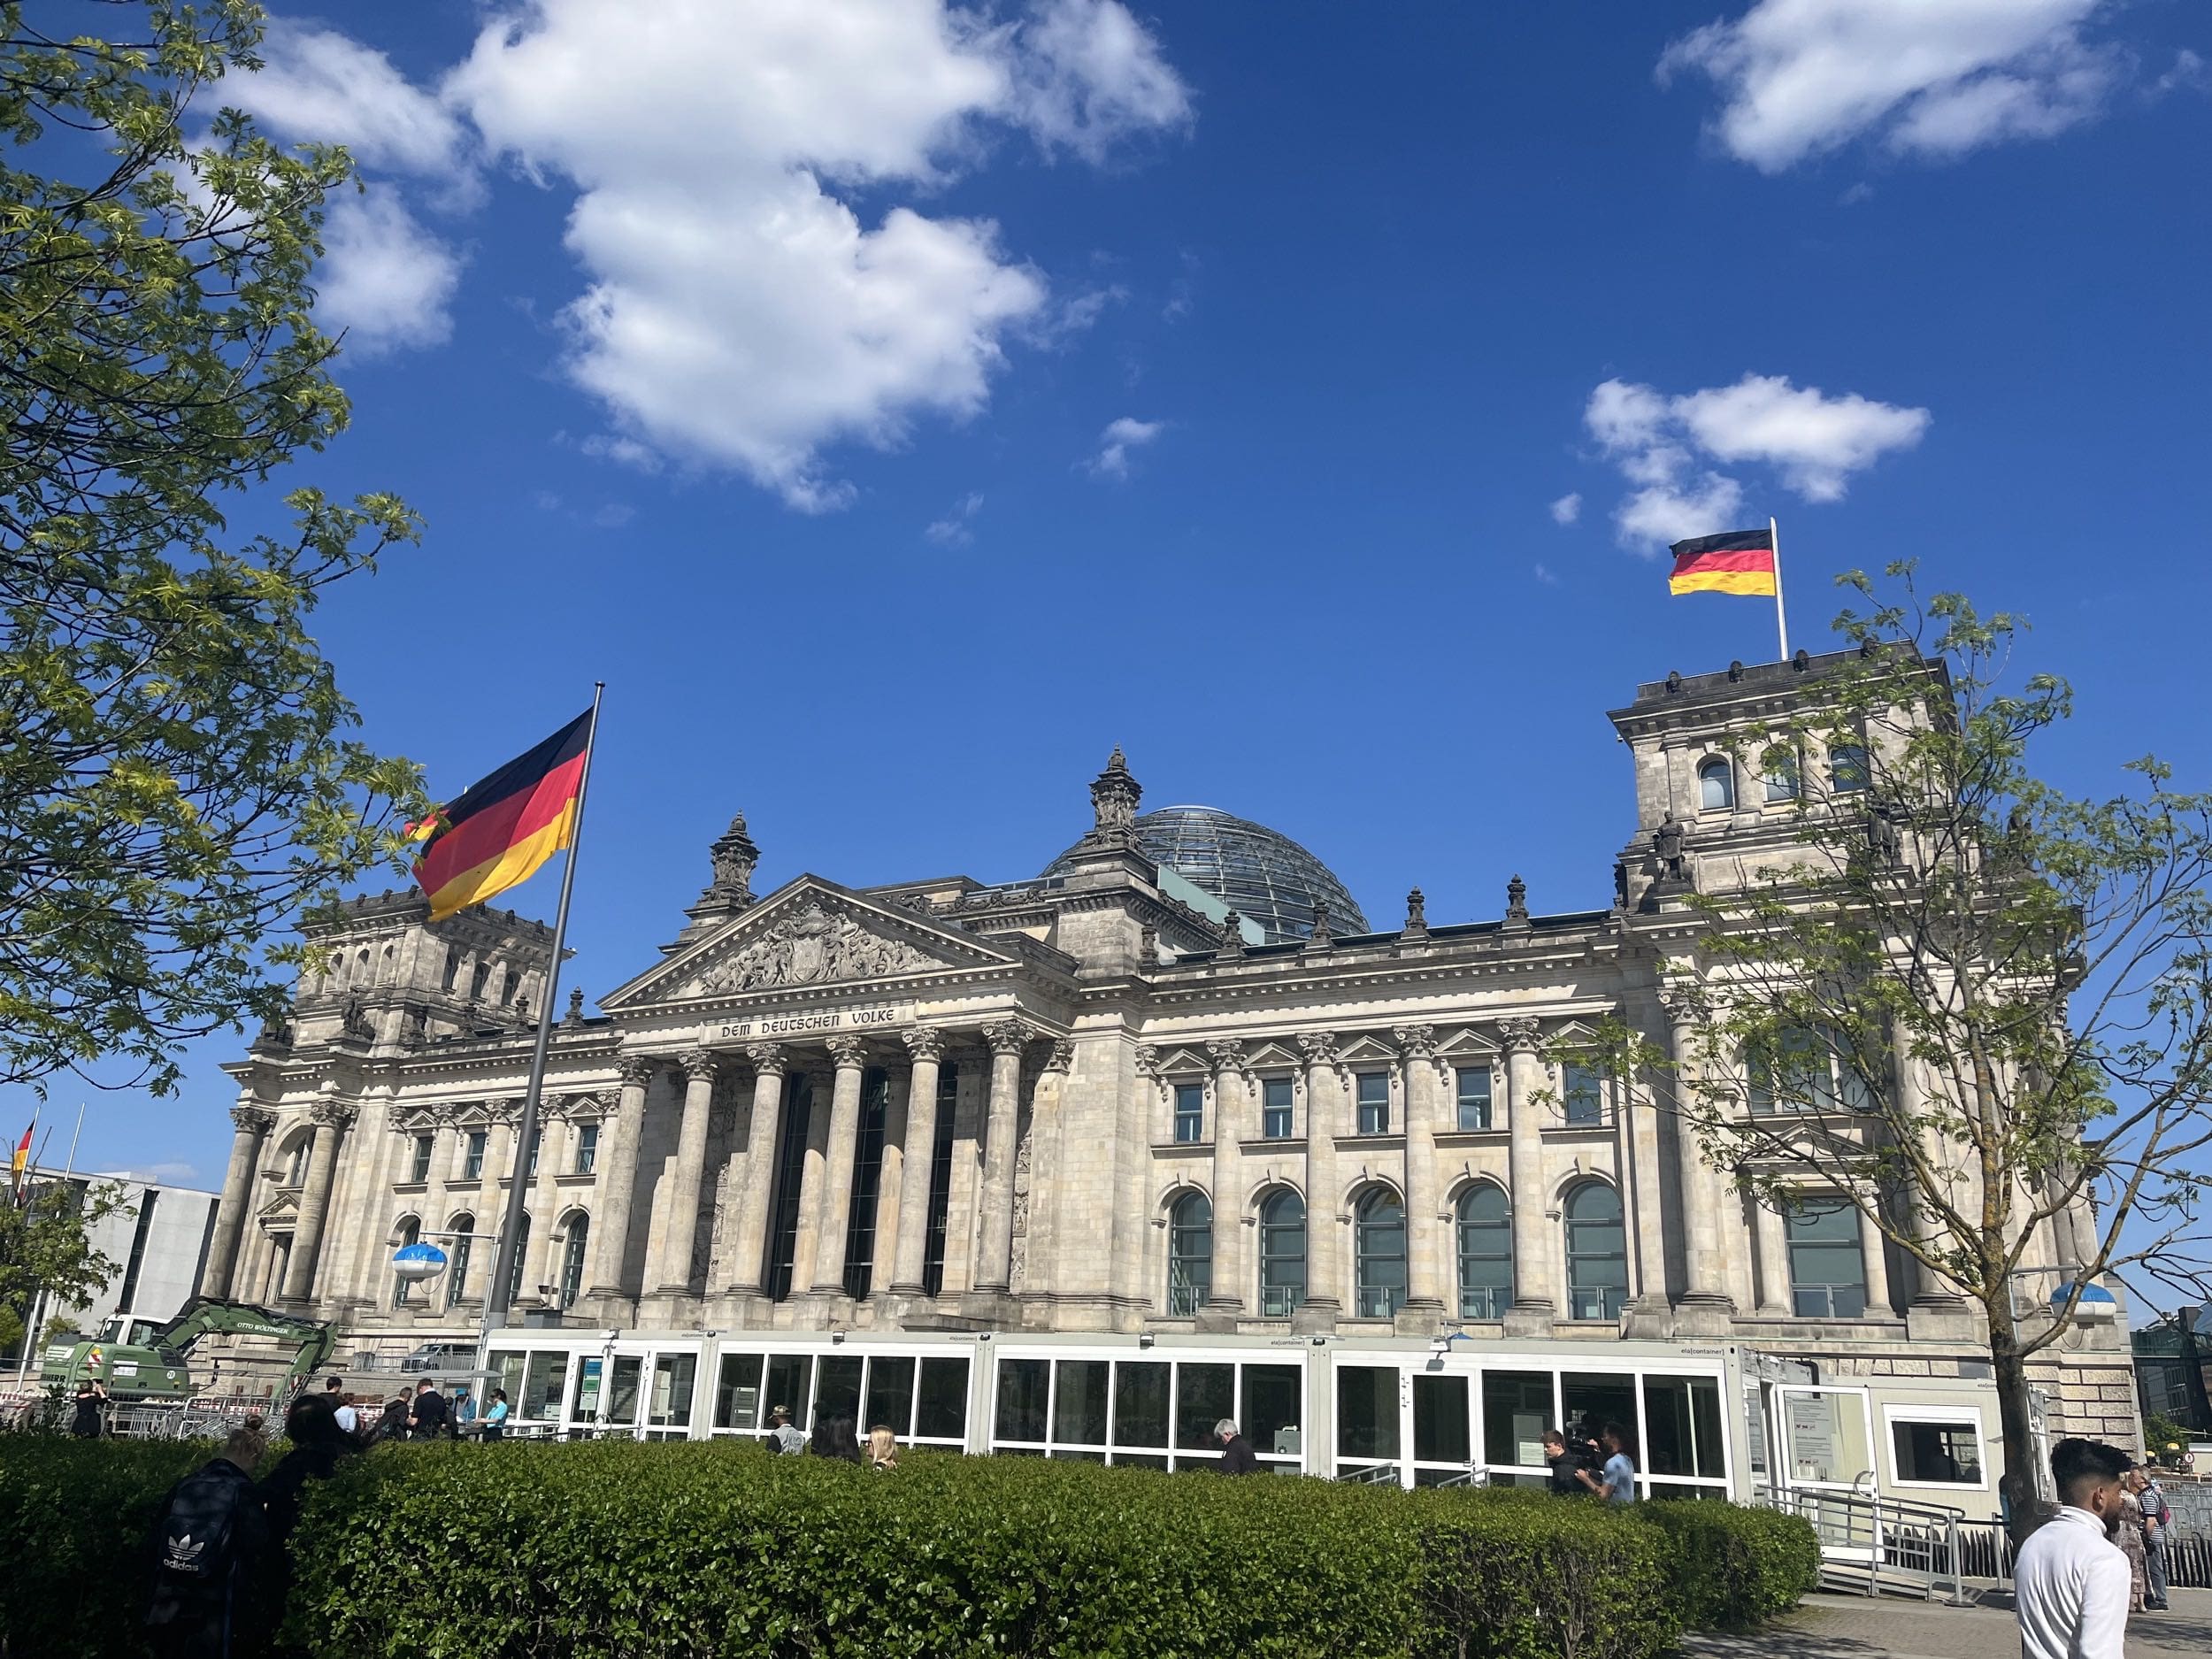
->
[407, 710, 592, 921]
[1668, 527, 1778, 597]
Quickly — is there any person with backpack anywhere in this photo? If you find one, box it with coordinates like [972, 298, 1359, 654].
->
[145, 1426, 271, 1659]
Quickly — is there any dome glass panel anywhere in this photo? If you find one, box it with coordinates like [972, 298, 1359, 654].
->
[1044, 804, 1368, 944]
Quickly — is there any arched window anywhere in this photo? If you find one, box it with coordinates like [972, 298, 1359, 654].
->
[446, 1214, 475, 1309]
[470, 960, 492, 1001]
[1455, 1185, 1512, 1319]
[1354, 1188, 1407, 1317]
[1829, 743, 1870, 794]
[1563, 1182, 1628, 1321]
[391, 1217, 421, 1308]
[282, 1134, 311, 1187]
[558, 1214, 590, 1310]
[1166, 1191, 1212, 1315]
[504, 1213, 532, 1306]
[1698, 757, 1734, 811]
[1257, 1189, 1306, 1317]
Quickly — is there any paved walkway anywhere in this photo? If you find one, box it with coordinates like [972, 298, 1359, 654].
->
[1676, 1586, 2212, 1658]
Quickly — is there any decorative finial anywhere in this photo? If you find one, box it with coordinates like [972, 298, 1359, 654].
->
[563, 987, 585, 1028]
[1504, 873, 1528, 926]
[1307, 900, 1333, 950]
[1086, 744, 1143, 847]
[1216, 910, 1246, 961]
[1402, 887, 1429, 941]
[702, 810, 759, 907]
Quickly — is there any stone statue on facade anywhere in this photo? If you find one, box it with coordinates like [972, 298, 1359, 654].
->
[1402, 887, 1429, 942]
[688, 900, 938, 996]
[1504, 873, 1529, 926]
[1217, 910, 1246, 961]
[339, 994, 374, 1042]
[700, 810, 759, 907]
[1306, 901, 1333, 950]
[1865, 802, 1903, 867]
[1080, 746, 1143, 850]
[1652, 813, 1690, 884]
[563, 987, 586, 1028]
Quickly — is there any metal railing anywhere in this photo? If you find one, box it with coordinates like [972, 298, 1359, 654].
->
[1775, 1486, 1967, 1604]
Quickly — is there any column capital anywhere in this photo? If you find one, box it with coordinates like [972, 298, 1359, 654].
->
[1497, 1017, 1542, 1055]
[309, 1099, 357, 1132]
[1658, 979, 1706, 1030]
[744, 1041, 789, 1077]
[900, 1026, 945, 1064]
[680, 1048, 724, 1084]
[826, 1032, 869, 1068]
[1205, 1040, 1244, 1079]
[983, 1018, 1033, 1058]
[1041, 1036, 1074, 1075]
[1133, 1041, 1161, 1079]
[617, 1054, 657, 1088]
[1294, 1029, 1339, 1068]
[1391, 1023, 1437, 1061]
[230, 1103, 277, 1136]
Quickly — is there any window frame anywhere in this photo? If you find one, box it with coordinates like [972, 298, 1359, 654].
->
[1455, 1183, 1511, 1320]
[573, 1122, 599, 1175]
[1353, 1187, 1407, 1318]
[1453, 1065, 1494, 1131]
[1698, 756, 1735, 811]
[463, 1129, 488, 1180]
[1829, 742, 1870, 795]
[1257, 1187, 1306, 1317]
[1166, 1190, 1212, 1315]
[1784, 1195, 1868, 1319]
[1882, 1403, 1990, 1493]
[1355, 1071, 1390, 1135]
[1171, 1081, 1206, 1145]
[1560, 1061, 1606, 1126]
[409, 1133, 434, 1184]
[1563, 1180, 1628, 1321]
[1260, 1075, 1295, 1141]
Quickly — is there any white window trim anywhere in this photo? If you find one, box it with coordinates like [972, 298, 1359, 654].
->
[1881, 1402, 1991, 1492]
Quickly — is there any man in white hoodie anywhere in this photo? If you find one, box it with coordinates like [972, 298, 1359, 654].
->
[2014, 1438, 2133, 1659]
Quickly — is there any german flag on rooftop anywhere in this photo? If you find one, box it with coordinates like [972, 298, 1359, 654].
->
[1668, 526, 1778, 597]
[408, 710, 591, 921]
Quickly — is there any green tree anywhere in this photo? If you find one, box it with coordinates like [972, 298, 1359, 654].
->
[0, 1178, 124, 1360]
[1586, 566, 2212, 1535]
[0, 1, 426, 1099]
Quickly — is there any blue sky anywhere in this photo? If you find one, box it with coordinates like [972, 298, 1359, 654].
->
[16, 4, 2210, 1263]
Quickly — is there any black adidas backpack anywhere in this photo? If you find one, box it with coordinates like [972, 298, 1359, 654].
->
[154, 1464, 249, 1587]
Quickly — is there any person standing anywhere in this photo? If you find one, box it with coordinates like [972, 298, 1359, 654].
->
[323, 1378, 358, 1439]
[766, 1405, 805, 1455]
[71, 1377, 109, 1438]
[866, 1425, 900, 1471]
[2131, 1467, 2172, 1611]
[1213, 1418, 1259, 1475]
[480, 1388, 510, 1440]
[1541, 1429, 1588, 1496]
[2016, 1438, 2133, 1659]
[2114, 1477, 2148, 1614]
[144, 1426, 272, 1659]
[451, 1386, 476, 1440]
[1576, 1423, 1637, 1504]
[407, 1379, 450, 1440]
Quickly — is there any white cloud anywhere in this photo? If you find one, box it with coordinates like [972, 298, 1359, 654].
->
[448, 0, 1189, 509]
[925, 491, 986, 545]
[1007, 0, 1195, 164]
[1085, 415, 1163, 479]
[2153, 48, 2208, 98]
[1585, 373, 1928, 550]
[1659, 1, 2125, 171]
[234, 21, 474, 180]
[1532, 563, 1561, 587]
[1548, 492, 1582, 526]
[315, 189, 464, 355]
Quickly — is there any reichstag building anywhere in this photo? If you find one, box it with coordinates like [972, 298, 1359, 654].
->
[205, 649, 2135, 1510]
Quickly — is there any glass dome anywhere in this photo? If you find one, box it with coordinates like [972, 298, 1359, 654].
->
[1044, 804, 1369, 944]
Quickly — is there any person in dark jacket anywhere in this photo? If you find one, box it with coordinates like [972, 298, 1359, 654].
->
[369, 1392, 411, 1444]
[71, 1377, 109, 1437]
[809, 1416, 864, 1463]
[146, 1427, 271, 1659]
[407, 1378, 450, 1440]
[257, 1393, 360, 1544]
[1214, 1418, 1259, 1475]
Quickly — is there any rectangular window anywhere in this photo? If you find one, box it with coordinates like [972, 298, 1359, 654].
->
[865, 1356, 917, 1439]
[764, 1354, 813, 1428]
[1242, 1364, 1302, 1461]
[573, 1123, 598, 1175]
[526, 1127, 543, 1177]
[1786, 1198, 1868, 1317]
[521, 1352, 570, 1421]
[409, 1135, 433, 1183]
[1642, 1375, 1726, 1480]
[1172, 1082, 1205, 1144]
[1336, 1365, 1400, 1471]
[995, 1357, 1050, 1443]
[765, 1073, 813, 1302]
[463, 1130, 487, 1180]
[1261, 1077, 1294, 1140]
[1563, 1063, 1604, 1125]
[1890, 1416, 1985, 1486]
[1054, 1358, 1110, 1447]
[1174, 1363, 1233, 1452]
[915, 1356, 969, 1440]
[1113, 1361, 1171, 1448]
[1356, 1072, 1389, 1134]
[1455, 1067, 1494, 1131]
[715, 1353, 763, 1431]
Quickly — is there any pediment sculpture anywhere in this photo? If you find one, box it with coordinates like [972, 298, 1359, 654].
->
[677, 900, 944, 998]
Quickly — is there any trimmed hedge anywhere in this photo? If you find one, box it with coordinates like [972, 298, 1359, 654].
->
[1640, 1495, 1822, 1630]
[0, 1436, 1817, 1658]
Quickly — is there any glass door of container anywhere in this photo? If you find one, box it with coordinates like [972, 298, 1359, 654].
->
[1775, 1385, 1878, 1563]
[642, 1348, 700, 1440]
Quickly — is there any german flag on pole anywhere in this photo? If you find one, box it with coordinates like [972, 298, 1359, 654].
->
[408, 711, 592, 921]
[1668, 526, 1778, 596]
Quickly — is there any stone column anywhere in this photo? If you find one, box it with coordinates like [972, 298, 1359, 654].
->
[788, 1064, 833, 1294]
[809, 1034, 871, 1297]
[871, 1063, 910, 1297]
[524, 1111, 567, 1302]
[202, 1103, 274, 1299]
[649, 1048, 722, 1297]
[1623, 1058, 1668, 1310]
[1294, 1031, 1342, 1328]
[1500, 1018, 1554, 1324]
[1394, 1025, 1446, 1324]
[280, 1099, 354, 1302]
[1857, 1196, 1893, 1315]
[1204, 1041, 1246, 1318]
[472, 1111, 514, 1296]
[723, 1043, 788, 1299]
[1754, 1200, 1792, 1315]
[585, 1056, 655, 1302]
[1663, 995, 1733, 1317]
[887, 1029, 945, 1298]
[1895, 1030, 1967, 1313]
[972, 1019, 1032, 1295]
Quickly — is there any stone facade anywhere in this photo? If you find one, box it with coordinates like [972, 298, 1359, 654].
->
[207, 648, 2134, 1445]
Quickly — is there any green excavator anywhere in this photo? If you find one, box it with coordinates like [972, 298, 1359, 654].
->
[40, 1296, 335, 1401]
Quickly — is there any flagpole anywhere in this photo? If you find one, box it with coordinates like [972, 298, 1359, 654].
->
[479, 685, 605, 1382]
[1770, 515, 1790, 661]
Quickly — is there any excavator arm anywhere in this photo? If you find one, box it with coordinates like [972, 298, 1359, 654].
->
[150, 1296, 335, 1393]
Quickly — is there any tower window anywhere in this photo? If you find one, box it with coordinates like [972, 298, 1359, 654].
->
[1698, 757, 1734, 811]
[1829, 744, 1870, 794]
